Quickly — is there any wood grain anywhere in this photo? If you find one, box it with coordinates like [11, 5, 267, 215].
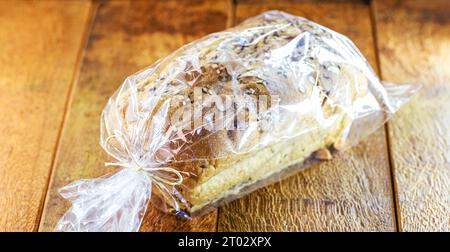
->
[38, 0, 232, 232]
[217, 0, 396, 231]
[0, 0, 92, 231]
[373, 0, 450, 231]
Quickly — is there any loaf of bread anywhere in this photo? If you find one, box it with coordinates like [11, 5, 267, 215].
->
[55, 10, 416, 232]
[100, 10, 383, 217]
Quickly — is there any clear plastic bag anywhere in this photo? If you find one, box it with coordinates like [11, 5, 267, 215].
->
[55, 10, 418, 232]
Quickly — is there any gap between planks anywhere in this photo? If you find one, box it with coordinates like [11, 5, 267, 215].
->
[37, 0, 100, 232]
[368, 0, 401, 232]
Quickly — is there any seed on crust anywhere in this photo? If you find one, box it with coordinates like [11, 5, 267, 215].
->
[314, 148, 332, 160]
[185, 73, 194, 81]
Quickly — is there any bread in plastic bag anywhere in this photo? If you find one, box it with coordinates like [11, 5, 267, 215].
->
[55, 10, 419, 232]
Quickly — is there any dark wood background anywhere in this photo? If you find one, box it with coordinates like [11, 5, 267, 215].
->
[0, 0, 448, 232]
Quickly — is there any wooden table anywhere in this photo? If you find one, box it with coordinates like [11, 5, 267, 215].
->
[0, 0, 448, 232]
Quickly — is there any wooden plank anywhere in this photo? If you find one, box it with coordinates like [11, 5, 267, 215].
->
[39, 0, 232, 232]
[0, 0, 92, 231]
[372, 0, 450, 231]
[217, 0, 396, 231]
